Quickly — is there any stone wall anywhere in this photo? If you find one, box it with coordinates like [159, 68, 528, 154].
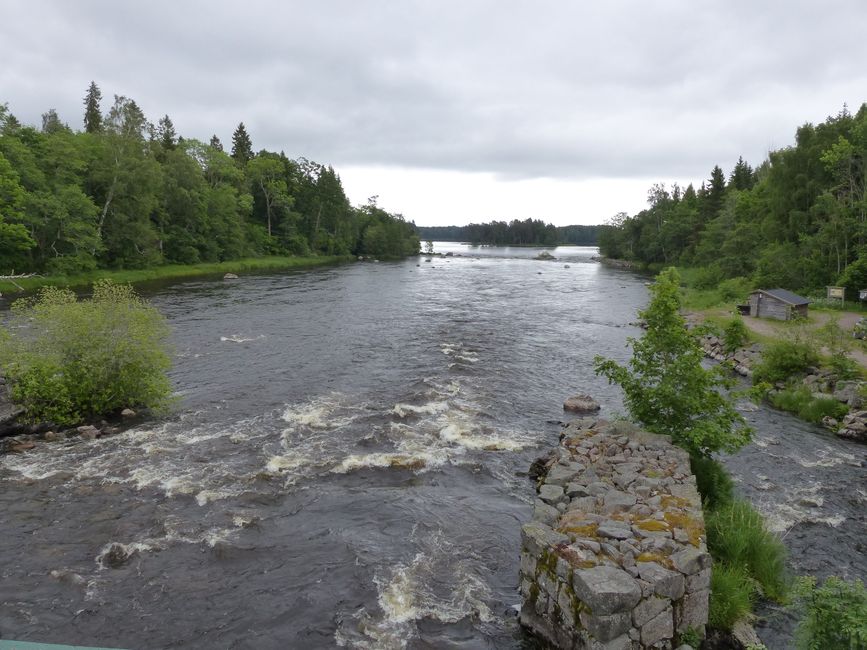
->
[519, 418, 710, 650]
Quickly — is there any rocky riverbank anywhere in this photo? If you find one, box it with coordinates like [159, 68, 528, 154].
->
[699, 333, 867, 444]
[520, 417, 710, 649]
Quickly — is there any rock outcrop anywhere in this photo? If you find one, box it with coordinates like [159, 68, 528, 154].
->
[699, 335, 759, 377]
[520, 418, 710, 649]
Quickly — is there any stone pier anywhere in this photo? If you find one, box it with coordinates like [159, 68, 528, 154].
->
[519, 418, 710, 649]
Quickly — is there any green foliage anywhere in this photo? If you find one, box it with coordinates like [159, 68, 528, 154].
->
[597, 103, 867, 296]
[722, 315, 750, 353]
[595, 267, 753, 457]
[0, 89, 420, 277]
[752, 339, 820, 385]
[793, 576, 867, 649]
[769, 386, 849, 423]
[0, 281, 173, 425]
[709, 564, 754, 630]
[706, 499, 788, 602]
[690, 454, 734, 510]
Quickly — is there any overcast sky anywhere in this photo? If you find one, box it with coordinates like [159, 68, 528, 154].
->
[3, 1, 867, 226]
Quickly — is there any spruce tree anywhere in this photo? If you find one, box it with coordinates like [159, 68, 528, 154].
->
[83, 81, 103, 133]
[157, 115, 177, 150]
[231, 122, 253, 165]
[209, 134, 223, 151]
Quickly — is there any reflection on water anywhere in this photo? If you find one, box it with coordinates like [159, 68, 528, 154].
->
[1, 244, 864, 649]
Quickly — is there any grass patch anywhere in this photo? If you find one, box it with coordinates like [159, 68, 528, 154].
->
[768, 386, 848, 424]
[706, 499, 788, 603]
[709, 564, 755, 630]
[0, 255, 352, 294]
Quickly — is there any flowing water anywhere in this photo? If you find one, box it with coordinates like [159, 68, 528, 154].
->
[1, 244, 864, 649]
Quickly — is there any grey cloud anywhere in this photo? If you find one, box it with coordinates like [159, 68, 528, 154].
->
[2, 0, 867, 181]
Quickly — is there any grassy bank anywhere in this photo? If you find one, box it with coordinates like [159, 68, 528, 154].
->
[0, 255, 353, 294]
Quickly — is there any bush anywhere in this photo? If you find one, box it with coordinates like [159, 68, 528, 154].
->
[793, 576, 867, 649]
[706, 499, 788, 602]
[0, 281, 173, 426]
[718, 277, 752, 303]
[722, 316, 750, 353]
[709, 564, 754, 630]
[690, 454, 734, 510]
[769, 387, 848, 424]
[752, 339, 819, 385]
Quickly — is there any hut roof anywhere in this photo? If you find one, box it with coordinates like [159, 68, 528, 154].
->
[751, 288, 810, 306]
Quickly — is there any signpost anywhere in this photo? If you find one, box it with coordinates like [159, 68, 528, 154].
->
[827, 285, 845, 307]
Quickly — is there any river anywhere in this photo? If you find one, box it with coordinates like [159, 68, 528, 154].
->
[0, 244, 864, 649]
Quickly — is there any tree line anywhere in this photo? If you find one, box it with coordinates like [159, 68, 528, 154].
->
[417, 221, 599, 246]
[0, 83, 419, 275]
[598, 103, 867, 297]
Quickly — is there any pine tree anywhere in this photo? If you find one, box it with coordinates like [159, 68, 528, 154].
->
[231, 122, 253, 165]
[209, 134, 223, 151]
[729, 156, 755, 191]
[157, 115, 177, 150]
[83, 81, 103, 133]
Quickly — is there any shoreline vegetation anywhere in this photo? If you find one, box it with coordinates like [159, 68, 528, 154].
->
[0, 254, 352, 294]
[0, 84, 420, 283]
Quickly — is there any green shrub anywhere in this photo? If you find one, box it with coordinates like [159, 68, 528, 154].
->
[752, 339, 819, 385]
[690, 454, 734, 511]
[0, 281, 173, 426]
[769, 387, 848, 424]
[706, 499, 788, 602]
[793, 575, 867, 649]
[722, 316, 750, 353]
[718, 277, 752, 303]
[709, 564, 754, 630]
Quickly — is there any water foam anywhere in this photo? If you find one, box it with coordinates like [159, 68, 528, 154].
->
[220, 334, 265, 343]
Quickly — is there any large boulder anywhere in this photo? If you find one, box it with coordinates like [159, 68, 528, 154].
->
[563, 393, 601, 414]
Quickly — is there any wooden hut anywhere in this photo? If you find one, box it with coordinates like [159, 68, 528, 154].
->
[748, 289, 810, 321]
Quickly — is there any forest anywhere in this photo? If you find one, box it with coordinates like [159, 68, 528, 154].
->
[598, 104, 867, 299]
[0, 83, 419, 275]
[417, 221, 599, 246]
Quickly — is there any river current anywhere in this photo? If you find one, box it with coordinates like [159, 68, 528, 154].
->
[1, 244, 864, 649]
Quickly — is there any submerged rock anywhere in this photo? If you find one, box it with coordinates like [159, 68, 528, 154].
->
[223, 272, 239, 280]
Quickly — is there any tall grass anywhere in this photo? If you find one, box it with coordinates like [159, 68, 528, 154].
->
[709, 565, 755, 630]
[706, 499, 789, 602]
[769, 387, 848, 424]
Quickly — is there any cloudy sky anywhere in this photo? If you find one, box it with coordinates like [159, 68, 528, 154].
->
[3, 1, 867, 226]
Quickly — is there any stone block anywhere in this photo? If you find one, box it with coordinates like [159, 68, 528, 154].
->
[637, 561, 685, 600]
[533, 499, 560, 526]
[547, 463, 585, 486]
[566, 482, 591, 498]
[540, 483, 565, 504]
[640, 607, 674, 646]
[602, 490, 637, 513]
[522, 521, 569, 557]
[579, 610, 631, 642]
[520, 552, 536, 578]
[597, 521, 633, 540]
[572, 566, 641, 616]
[675, 588, 709, 630]
[686, 567, 711, 592]
[589, 634, 633, 650]
[632, 595, 669, 627]
[670, 547, 711, 575]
